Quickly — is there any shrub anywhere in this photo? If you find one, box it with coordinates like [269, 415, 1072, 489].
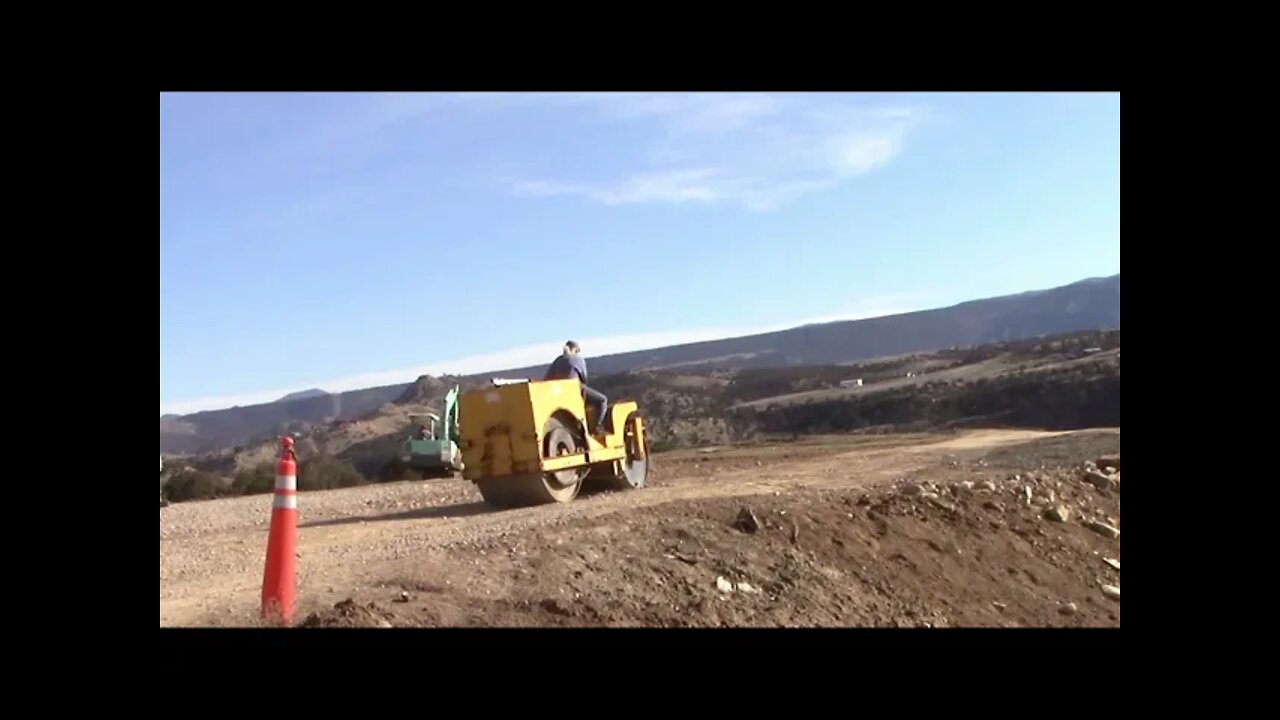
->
[298, 454, 366, 491]
[377, 456, 418, 483]
[160, 458, 193, 479]
[232, 462, 276, 496]
[165, 471, 222, 502]
[649, 439, 678, 453]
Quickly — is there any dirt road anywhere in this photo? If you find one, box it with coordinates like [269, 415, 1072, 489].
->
[160, 428, 1120, 627]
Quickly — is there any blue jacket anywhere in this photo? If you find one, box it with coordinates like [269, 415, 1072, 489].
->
[545, 353, 588, 385]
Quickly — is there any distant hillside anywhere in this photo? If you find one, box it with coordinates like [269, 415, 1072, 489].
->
[278, 388, 331, 402]
[498, 274, 1120, 377]
[161, 383, 407, 455]
[177, 327, 1120, 498]
[594, 328, 1120, 450]
[160, 274, 1118, 455]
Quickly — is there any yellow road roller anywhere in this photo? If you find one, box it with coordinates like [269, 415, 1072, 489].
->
[457, 378, 649, 508]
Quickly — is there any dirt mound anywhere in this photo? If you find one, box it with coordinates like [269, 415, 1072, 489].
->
[316, 451, 1119, 628]
[301, 598, 394, 628]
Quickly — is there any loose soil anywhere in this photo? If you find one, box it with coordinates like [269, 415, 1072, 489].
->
[160, 429, 1120, 628]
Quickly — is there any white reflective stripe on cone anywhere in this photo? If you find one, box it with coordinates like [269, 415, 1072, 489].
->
[272, 494, 298, 510]
[275, 475, 297, 491]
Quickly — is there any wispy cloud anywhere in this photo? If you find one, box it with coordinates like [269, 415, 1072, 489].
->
[516, 168, 728, 206]
[259, 92, 922, 211]
[509, 93, 924, 211]
[159, 292, 930, 416]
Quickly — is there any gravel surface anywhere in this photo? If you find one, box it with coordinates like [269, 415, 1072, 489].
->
[160, 428, 1119, 627]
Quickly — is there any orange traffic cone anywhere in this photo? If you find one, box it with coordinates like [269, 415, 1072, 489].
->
[261, 436, 298, 626]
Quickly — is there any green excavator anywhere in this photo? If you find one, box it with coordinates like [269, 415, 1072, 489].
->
[401, 384, 463, 478]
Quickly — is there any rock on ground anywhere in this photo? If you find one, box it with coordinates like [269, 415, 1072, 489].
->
[1085, 520, 1120, 539]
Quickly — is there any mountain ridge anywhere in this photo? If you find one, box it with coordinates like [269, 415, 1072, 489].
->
[277, 388, 331, 402]
[160, 273, 1119, 455]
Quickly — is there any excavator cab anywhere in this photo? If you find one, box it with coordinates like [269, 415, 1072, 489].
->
[401, 386, 463, 478]
[410, 413, 441, 440]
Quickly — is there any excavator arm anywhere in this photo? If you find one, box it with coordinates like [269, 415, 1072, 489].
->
[444, 384, 461, 443]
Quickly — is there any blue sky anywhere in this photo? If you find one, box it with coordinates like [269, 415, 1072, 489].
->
[160, 92, 1120, 415]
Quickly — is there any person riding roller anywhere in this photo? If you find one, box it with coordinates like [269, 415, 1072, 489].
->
[544, 340, 608, 436]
